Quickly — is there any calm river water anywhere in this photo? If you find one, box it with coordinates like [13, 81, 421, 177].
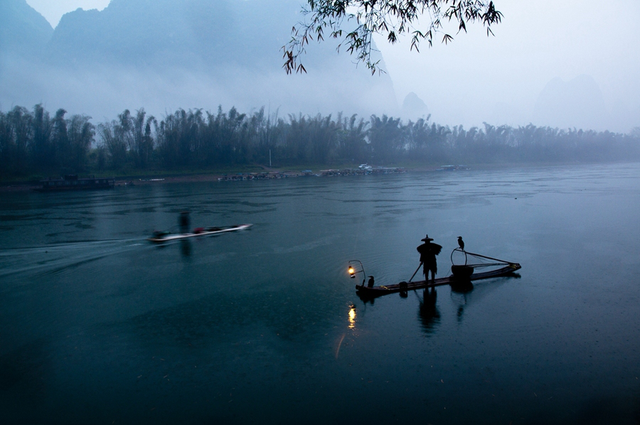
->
[1, 163, 640, 424]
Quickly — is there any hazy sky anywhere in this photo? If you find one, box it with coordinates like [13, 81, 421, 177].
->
[26, 0, 110, 27]
[375, 0, 640, 132]
[24, 0, 640, 132]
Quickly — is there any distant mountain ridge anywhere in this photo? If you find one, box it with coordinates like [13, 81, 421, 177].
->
[46, 0, 236, 68]
[0, 0, 52, 58]
[532, 75, 610, 131]
[1, 0, 398, 120]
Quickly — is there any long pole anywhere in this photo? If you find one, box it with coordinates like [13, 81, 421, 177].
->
[408, 262, 423, 282]
[464, 250, 512, 264]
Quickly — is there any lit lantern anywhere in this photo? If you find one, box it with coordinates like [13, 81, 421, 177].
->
[347, 260, 366, 286]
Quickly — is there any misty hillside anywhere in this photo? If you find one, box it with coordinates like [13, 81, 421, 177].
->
[0, 0, 52, 58]
[46, 0, 298, 70]
[1, 0, 397, 120]
[532, 75, 610, 131]
[47, 0, 233, 68]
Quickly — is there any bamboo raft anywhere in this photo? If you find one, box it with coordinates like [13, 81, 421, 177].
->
[353, 250, 521, 299]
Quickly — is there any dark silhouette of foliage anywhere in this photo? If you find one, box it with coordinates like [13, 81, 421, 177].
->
[7, 106, 31, 174]
[67, 114, 94, 172]
[283, 0, 503, 74]
[52, 109, 69, 170]
[1, 103, 640, 181]
[338, 114, 369, 162]
[31, 104, 52, 169]
[97, 121, 126, 170]
[368, 115, 403, 162]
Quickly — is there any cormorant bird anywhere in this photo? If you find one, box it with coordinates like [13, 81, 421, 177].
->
[457, 236, 465, 251]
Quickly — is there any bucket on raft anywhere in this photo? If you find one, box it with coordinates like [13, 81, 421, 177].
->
[451, 265, 474, 279]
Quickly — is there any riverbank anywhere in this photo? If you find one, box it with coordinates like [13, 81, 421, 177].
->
[0, 165, 411, 192]
[1, 161, 599, 192]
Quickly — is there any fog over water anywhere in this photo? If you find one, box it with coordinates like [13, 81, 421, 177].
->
[5, 0, 396, 125]
[379, 0, 640, 132]
[11, 0, 640, 133]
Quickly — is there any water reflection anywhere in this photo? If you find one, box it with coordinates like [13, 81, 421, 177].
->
[180, 239, 191, 258]
[417, 287, 440, 334]
[348, 304, 356, 329]
[450, 280, 474, 294]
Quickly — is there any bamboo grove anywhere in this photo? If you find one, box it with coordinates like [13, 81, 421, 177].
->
[1, 104, 639, 179]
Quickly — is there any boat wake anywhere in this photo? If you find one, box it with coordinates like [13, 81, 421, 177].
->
[0, 237, 148, 279]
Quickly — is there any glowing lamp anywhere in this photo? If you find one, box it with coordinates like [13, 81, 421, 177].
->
[347, 260, 366, 287]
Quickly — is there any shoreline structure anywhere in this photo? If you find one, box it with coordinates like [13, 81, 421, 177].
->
[2, 165, 423, 192]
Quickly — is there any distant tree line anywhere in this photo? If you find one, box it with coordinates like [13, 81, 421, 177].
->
[1, 104, 639, 179]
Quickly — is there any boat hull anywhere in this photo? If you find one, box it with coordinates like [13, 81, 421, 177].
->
[148, 224, 252, 243]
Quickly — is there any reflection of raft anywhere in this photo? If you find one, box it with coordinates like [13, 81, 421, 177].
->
[355, 249, 521, 299]
[148, 224, 252, 243]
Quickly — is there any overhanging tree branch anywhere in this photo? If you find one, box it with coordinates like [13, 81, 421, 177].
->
[282, 0, 502, 74]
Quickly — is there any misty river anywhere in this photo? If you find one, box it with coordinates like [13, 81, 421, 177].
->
[1, 163, 640, 424]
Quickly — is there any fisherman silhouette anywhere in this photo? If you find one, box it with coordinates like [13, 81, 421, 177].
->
[416, 234, 442, 282]
[458, 236, 465, 251]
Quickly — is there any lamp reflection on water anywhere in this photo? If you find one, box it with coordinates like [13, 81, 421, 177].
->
[348, 304, 356, 329]
[336, 304, 357, 359]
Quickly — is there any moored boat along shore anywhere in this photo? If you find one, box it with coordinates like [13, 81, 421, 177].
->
[4, 161, 571, 192]
[0, 164, 414, 192]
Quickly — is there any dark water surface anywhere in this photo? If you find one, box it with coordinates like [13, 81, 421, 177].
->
[1, 163, 640, 424]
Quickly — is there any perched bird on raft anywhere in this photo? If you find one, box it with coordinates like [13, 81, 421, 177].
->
[458, 236, 465, 251]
